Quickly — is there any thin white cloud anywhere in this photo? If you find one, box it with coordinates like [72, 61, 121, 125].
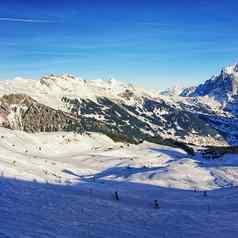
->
[0, 17, 51, 23]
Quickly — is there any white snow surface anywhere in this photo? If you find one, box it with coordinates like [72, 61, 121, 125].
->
[0, 75, 160, 110]
[0, 127, 237, 237]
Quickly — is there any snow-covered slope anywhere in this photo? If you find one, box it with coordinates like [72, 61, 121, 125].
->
[0, 127, 238, 237]
[0, 127, 237, 190]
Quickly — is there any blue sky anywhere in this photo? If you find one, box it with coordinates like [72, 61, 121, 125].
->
[0, 0, 238, 89]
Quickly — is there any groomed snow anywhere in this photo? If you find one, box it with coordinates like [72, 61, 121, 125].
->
[0, 128, 237, 237]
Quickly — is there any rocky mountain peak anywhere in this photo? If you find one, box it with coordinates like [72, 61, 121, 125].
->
[221, 63, 238, 77]
[180, 62, 238, 102]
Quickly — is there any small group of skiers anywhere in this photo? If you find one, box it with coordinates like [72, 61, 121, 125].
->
[113, 191, 160, 209]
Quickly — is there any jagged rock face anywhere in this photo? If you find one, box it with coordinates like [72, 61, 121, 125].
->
[188, 76, 237, 100]
[179, 86, 196, 97]
[181, 63, 238, 104]
[0, 94, 33, 129]
[179, 63, 238, 120]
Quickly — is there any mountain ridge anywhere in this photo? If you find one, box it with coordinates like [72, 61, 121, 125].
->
[1, 63, 238, 146]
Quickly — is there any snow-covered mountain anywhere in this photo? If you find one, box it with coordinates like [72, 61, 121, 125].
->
[0, 74, 229, 146]
[3, 64, 238, 146]
[181, 63, 238, 104]
[0, 74, 159, 109]
[160, 86, 185, 96]
[0, 70, 238, 238]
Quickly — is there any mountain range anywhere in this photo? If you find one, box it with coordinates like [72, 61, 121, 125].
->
[1, 63, 238, 147]
[1, 62, 238, 237]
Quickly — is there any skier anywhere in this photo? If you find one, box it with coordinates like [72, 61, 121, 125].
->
[114, 191, 119, 201]
[154, 199, 160, 209]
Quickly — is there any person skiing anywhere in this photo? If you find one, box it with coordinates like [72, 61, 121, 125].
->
[114, 191, 119, 201]
[154, 199, 160, 209]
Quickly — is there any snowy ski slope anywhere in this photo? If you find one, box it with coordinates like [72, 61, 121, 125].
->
[0, 128, 237, 237]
